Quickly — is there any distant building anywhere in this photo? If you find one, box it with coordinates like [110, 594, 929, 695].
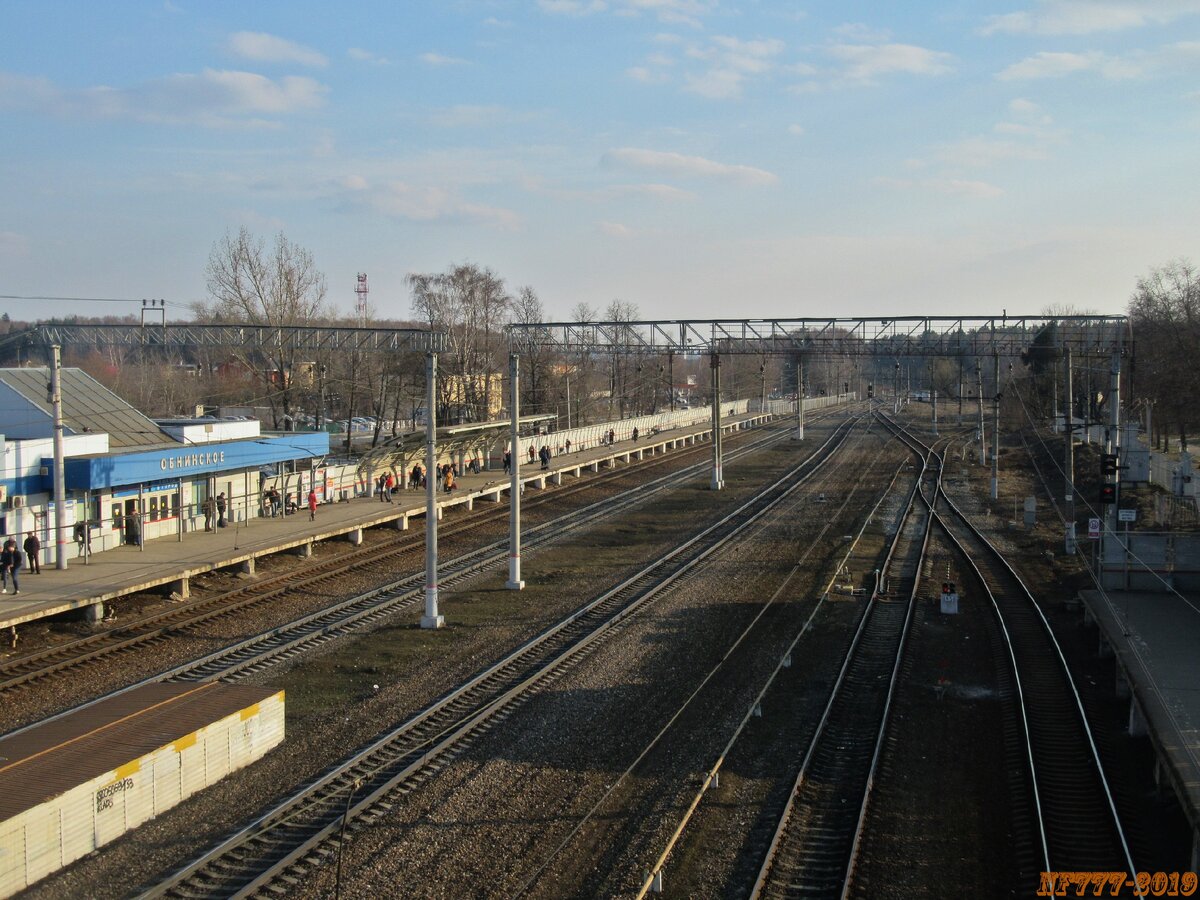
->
[0, 368, 329, 557]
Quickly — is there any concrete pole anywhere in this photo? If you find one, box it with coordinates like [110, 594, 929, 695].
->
[976, 363, 986, 466]
[893, 362, 900, 416]
[957, 357, 964, 426]
[1052, 354, 1059, 433]
[795, 355, 805, 440]
[50, 345, 68, 570]
[1064, 345, 1075, 533]
[932, 388, 938, 435]
[710, 352, 723, 490]
[506, 353, 525, 590]
[1108, 348, 1122, 535]
[421, 351, 444, 629]
[991, 350, 1000, 501]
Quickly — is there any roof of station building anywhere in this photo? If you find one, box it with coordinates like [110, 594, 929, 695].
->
[0, 367, 173, 450]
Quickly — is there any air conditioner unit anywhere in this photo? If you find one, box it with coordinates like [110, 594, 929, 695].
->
[39, 466, 48, 477]
[10, 496, 25, 508]
[0, 486, 6, 503]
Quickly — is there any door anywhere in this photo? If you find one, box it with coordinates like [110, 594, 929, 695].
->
[124, 499, 139, 544]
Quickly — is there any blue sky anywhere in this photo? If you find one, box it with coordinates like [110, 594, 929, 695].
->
[1, 1, 1197, 322]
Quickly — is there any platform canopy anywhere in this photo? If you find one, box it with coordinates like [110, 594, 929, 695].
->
[356, 414, 555, 475]
[508, 315, 1129, 358]
[13, 322, 447, 354]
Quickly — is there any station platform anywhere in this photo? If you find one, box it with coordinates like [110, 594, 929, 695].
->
[1080, 588, 1200, 856]
[0, 412, 773, 632]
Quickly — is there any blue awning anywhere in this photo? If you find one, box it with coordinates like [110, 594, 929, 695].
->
[62, 432, 330, 491]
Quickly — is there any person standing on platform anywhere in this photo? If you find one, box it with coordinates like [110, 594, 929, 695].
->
[384, 471, 395, 502]
[503, 450, 511, 474]
[307, 488, 318, 521]
[632, 426, 639, 442]
[377, 473, 387, 501]
[565, 438, 572, 454]
[528, 445, 535, 464]
[203, 495, 216, 531]
[1, 539, 21, 595]
[23, 532, 40, 575]
[216, 493, 228, 528]
[609, 428, 615, 445]
[443, 466, 455, 494]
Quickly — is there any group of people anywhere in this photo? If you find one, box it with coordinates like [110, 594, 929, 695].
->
[0, 533, 38, 595]
[202, 493, 229, 531]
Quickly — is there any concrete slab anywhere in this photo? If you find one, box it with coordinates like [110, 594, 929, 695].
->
[1080, 589, 1200, 830]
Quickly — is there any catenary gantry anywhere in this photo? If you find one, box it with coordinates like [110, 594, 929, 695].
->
[507, 315, 1129, 356]
[19, 322, 446, 354]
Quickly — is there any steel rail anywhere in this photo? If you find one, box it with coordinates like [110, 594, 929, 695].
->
[749, 441, 936, 898]
[141, 420, 862, 899]
[838, 440, 942, 898]
[4, 418, 813, 743]
[0, 416, 793, 698]
[513, 423, 896, 898]
[878, 412, 1138, 885]
[633, 443, 915, 898]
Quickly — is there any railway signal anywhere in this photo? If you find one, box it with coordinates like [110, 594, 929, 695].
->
[1099, 483, 1117, 504]
[1101, 453, 1119, 477]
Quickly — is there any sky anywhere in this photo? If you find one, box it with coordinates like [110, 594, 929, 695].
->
[0, 1, 1197, 323]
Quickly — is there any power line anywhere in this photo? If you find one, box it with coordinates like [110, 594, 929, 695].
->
[0, 294, 193, 308]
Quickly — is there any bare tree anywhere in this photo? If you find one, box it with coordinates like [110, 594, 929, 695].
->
[1129, 259, 1200, 450]
[199, 228, 328, 428]
[409, 263, 510, 424]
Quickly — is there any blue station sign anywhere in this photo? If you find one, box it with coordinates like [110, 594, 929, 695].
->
[61, 432, 330, 490]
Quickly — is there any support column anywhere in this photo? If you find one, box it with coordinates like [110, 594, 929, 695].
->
[1108, 348, 1123, 537]
[1064, 346, 1075, 537]
[931, 388, 938, 435]
[710, 352, 723, 490]
[957, 357, 964, 426]
[976, 363, 986, 465]
[794, 355, 805, 441]
[991, 350, 1000, 501]
[421, 351, 444, 629]
[50, 345, 68, 570]
[506, 353, 525, 589]
[894, 361, 900, 416]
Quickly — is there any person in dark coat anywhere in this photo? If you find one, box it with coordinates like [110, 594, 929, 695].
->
[216, 493, 228, 528]
[1, 538, 22, 595]
[23, 532, 40, 575]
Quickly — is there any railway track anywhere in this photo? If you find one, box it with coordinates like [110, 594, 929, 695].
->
[140, 419, 864, 898]
[749, 435, 938, 899]
[878, 414, 1138, 886]
[0, 417, 803, 715]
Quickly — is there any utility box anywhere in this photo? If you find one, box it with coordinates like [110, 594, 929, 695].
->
[940, 591, 959, 614]
[1023, 496, 1037, 528]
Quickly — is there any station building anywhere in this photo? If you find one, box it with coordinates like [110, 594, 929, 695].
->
[0, 367, 329, 559]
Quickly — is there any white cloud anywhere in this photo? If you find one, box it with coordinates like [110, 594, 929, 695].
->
[429, 105, 537, 127]
[348, 47, 390, 65]
[538, 0, 714, 26]
[0, 231, 30, 258]
[875, 176, 1003, 198]
[981, 1, 1200, 36]
[538, 0, 608, 15]
[600, 221, 636, 237]
[934, 135, 1051, 167]
[0, 68, 326, 127]
[788, 123, 805, 135]
[603, 147, 778, 185]
[627, 66, 670, 84]
[420, 52, 469, 66]
[828, 43, 955, 82]
[227, 32, 327, 67]
[684, 68, 746, 98]
[997, 50, 1141, 80]
[833, 23, 892, 43]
